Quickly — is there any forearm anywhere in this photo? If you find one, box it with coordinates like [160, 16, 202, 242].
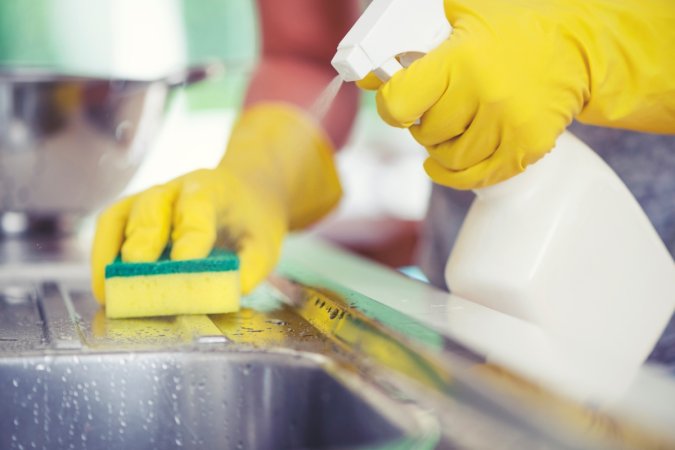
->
[573, 0, 675, 133]
[245, 58, 358, 148]
[245, 0, 360, 148]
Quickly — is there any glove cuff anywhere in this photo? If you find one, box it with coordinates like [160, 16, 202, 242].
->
[220, 102, 343, 230]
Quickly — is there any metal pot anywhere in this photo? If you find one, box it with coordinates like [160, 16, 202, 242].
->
[0, 65, 220, 234]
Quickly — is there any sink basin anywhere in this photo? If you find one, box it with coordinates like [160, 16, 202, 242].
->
[4, 237, 670, 450]
[1, 351, 426, 450]
[0, 277, 438, 450]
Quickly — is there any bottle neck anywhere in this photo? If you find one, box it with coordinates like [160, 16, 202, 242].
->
[473, 132, 590, 200]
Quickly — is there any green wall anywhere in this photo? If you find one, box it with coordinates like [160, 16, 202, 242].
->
[0, 1, 373, 110]
[180, 0, 259, 110]
[0, 1, 57, 66]
[0, 0, 259, 109]
[0, 0, 258, 67]
[182, 0, 258, 66]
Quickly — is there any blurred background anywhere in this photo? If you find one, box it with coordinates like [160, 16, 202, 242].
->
[0, 0, 431, 269]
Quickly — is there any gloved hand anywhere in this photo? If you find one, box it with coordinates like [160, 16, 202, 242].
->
[91, 103, 341, 303]
[365, 0, 675, 189]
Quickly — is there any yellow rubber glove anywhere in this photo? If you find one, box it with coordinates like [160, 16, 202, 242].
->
[91, 103, 341, 303]
[371, 0, 675, 189]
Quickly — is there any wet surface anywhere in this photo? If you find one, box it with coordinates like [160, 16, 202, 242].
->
[1, 235, 673, 449]
[1, 352, 407, 450]
[0, 277, 438, 450]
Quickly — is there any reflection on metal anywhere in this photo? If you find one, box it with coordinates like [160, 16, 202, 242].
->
[274, 263, 675, 450]
[1, 352, 432, 449]
[0, 66, 218, 234]
[0, 278, 439, 450]
[271, 275, 452, 393]
[38, 282, 83, 349]
[0, 244, 673, 448]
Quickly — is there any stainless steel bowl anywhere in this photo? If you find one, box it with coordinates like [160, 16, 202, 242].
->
[0, 66, 217, 234]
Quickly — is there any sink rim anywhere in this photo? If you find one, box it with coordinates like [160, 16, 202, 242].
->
[0, 347, 441, 449]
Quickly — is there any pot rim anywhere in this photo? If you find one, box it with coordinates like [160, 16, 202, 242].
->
[0, 61, 225, 86]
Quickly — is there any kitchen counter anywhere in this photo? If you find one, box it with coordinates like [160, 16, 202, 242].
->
[0, 231, 673, 449]
[281, 235, 675, 440]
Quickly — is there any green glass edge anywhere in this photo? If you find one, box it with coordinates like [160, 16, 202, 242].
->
[276, 264, 444, 352]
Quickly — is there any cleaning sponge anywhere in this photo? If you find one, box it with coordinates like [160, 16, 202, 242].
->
[104, 248, 240, 319]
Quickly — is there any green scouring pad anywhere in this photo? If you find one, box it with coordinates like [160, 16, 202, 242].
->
[104, 248, 240, 319]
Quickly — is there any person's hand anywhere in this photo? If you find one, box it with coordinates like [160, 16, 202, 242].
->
[91, 104, 341, 303]
[366, 0, 675, 189]
[91, 167, 287, 302]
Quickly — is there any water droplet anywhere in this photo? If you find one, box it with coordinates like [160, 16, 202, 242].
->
[265, 319, 287, 326]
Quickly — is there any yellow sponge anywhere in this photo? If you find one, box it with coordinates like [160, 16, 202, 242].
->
[104, 249, 240, 319]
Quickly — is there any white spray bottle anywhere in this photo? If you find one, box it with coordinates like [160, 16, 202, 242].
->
[332, 0, 675, 402]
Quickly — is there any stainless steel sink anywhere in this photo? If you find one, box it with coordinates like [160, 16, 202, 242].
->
[1, 351, 424, 450]
[0, 274, 438, 450]
[2, 234, 673, 449]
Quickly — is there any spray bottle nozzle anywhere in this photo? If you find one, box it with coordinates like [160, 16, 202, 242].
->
[331, 0, 451, 83]
[332, 47, 372, 82]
